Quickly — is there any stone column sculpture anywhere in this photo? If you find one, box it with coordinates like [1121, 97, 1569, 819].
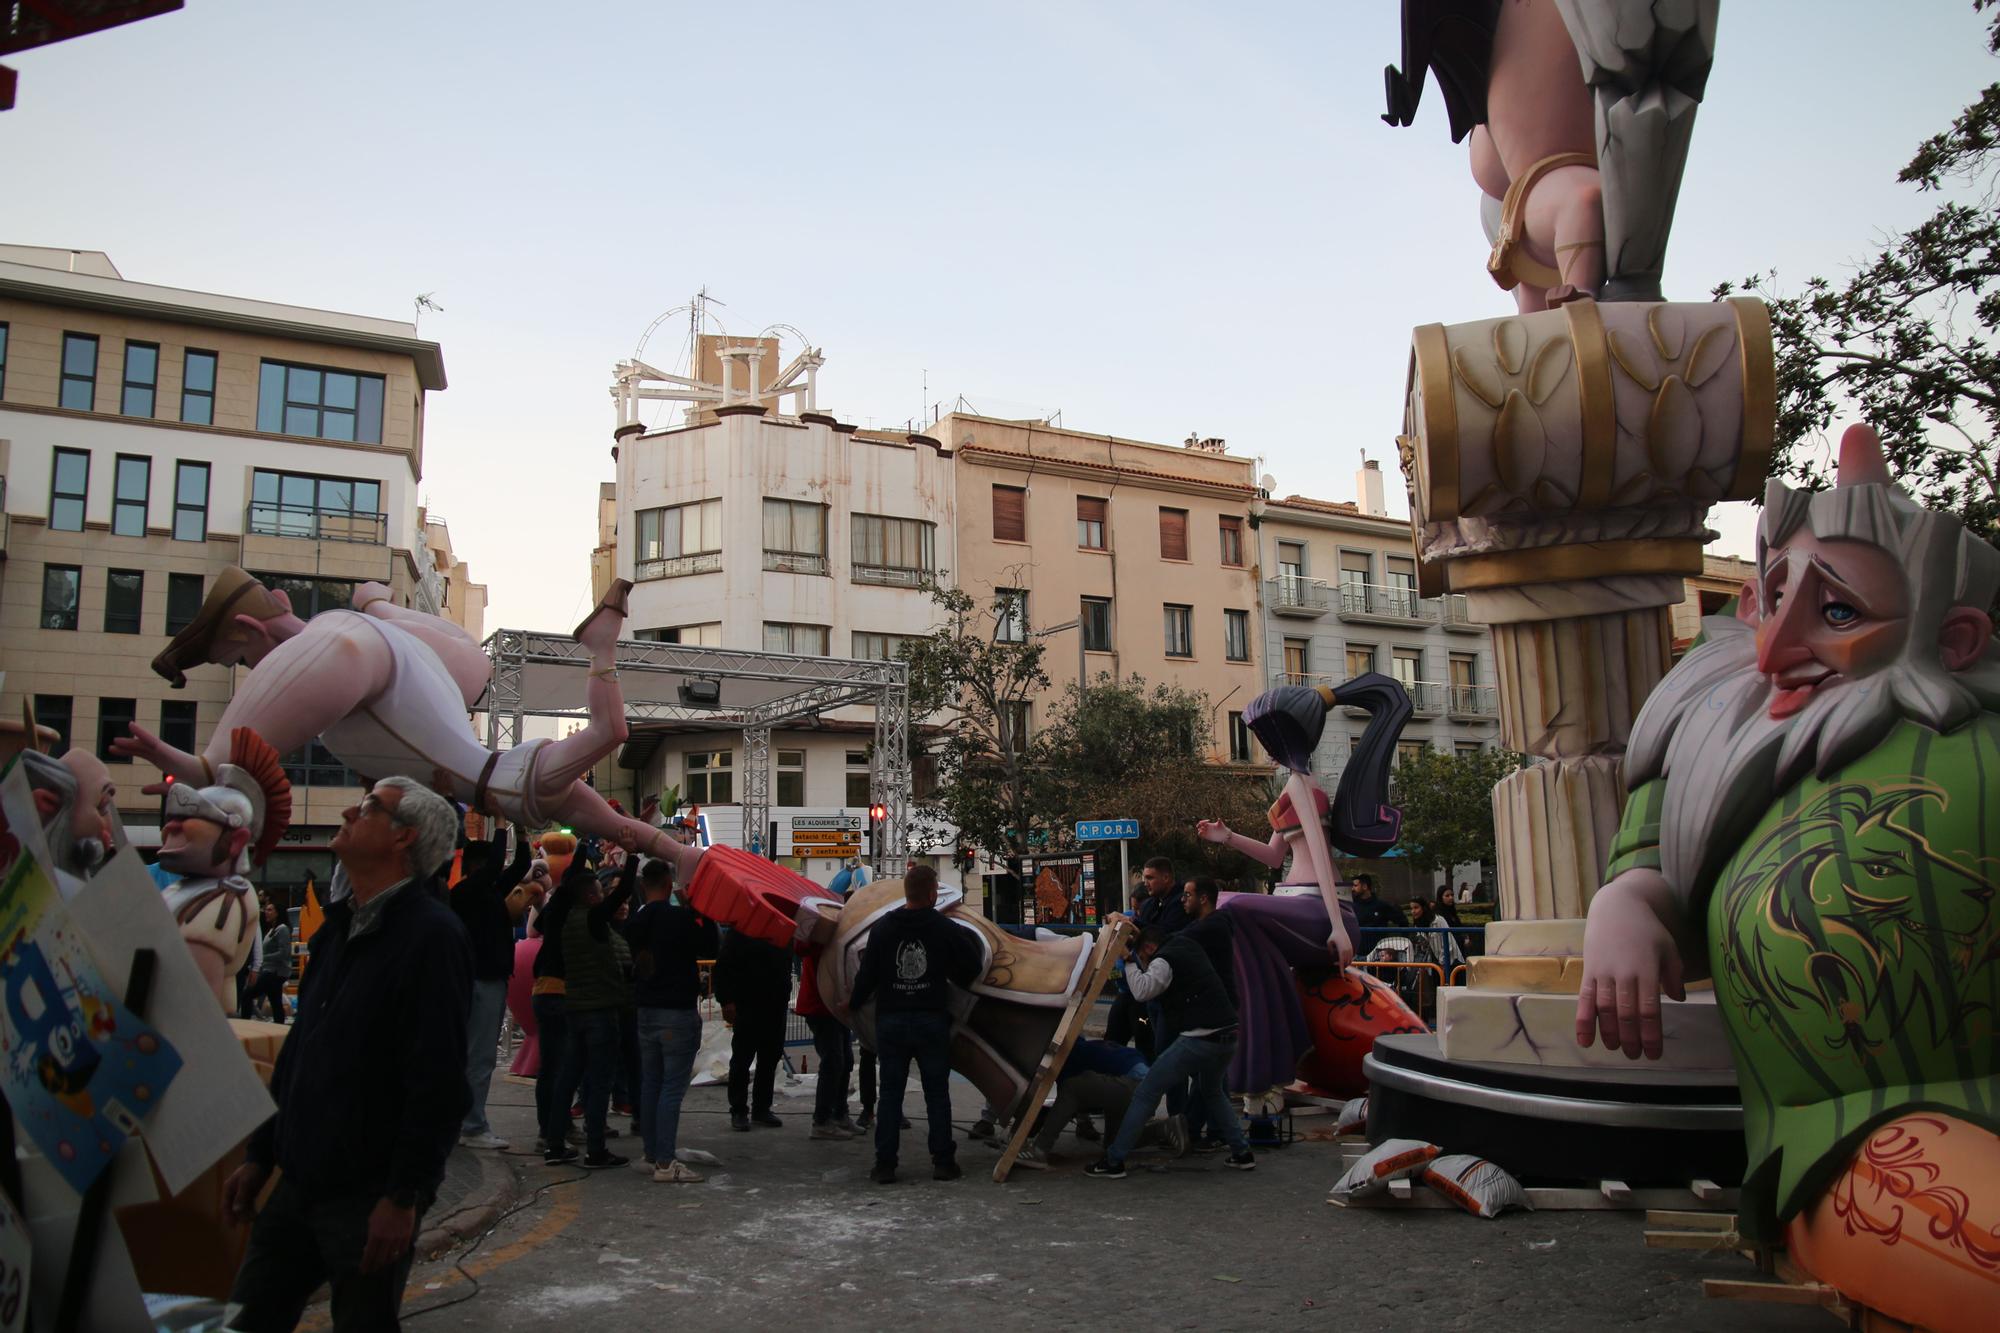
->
[1398, 295, 1774, 920]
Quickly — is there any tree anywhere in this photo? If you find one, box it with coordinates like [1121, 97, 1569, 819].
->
[1032, 674, 1274, 881]
[1717, 3, 2000, 551]
[901, 580, 1059, 859]
[1389, 746, 1527, 881]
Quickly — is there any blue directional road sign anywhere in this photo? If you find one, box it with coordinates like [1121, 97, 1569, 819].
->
[1074, 818, 1140, 842]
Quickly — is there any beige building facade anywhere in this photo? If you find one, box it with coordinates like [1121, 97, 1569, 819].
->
[0, 246, 452, 876]
[940, 413, 1266, 759]
[1672, 552, 1756, 657]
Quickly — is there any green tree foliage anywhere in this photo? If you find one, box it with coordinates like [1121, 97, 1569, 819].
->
[1389, 746, 1527, 879]
[1717, 4, 2000, 550]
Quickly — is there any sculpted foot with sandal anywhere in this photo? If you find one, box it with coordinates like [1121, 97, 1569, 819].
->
[1576, 425, 2000, 1332]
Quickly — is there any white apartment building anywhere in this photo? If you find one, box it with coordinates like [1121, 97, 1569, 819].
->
[600, 334, 956, 880]
[1255, 457, 1502, 783]
[0, 245, 456, 888]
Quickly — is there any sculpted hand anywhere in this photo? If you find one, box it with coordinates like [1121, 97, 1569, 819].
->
[1196, 820, 1230, 845]
[360, 1197, 417, 1274]
[1327, 920, 1355, 971]
[1576, 870, 1687, 1061]
[222, 1162, 268, 1223]
[109, 722, 195, 793]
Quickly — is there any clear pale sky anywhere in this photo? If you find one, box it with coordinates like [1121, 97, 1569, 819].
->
[4, 1, 1993, 632]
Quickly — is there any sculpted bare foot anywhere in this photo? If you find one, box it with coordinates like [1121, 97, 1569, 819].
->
[352, 581, 394, 614]
[574, 579, 632, 656]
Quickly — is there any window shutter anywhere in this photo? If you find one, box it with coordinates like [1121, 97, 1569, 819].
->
[1159, 508, 1188, 561]
[993, 485, 1026, 541]
[1076, 496, 1106, 524]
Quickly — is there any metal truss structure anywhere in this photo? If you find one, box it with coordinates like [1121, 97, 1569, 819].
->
[482, 629, 909, 873]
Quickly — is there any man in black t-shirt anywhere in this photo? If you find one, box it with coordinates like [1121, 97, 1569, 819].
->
[850, 865, 982, 1184]
[451, 826, 531, 1151]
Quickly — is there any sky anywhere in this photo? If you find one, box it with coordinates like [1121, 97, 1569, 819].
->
[4, 1, 1995, 633]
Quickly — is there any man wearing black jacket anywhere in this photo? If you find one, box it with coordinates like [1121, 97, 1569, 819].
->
[850, 865, 982, 1184]
[713, 924, 793, 1133]
[1105, 857, 1190, 1055]
[1087, 922, 1255, 1180]
[224, 777, 471, 1331]
[452, 825, 531, 1151]
[627, 859, 719, 1181]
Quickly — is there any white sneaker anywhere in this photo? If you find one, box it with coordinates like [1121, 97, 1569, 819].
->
[460, 1132, 509, 1151]
[809, 1123, 854, 1140]
[654, 1160, 704, 1183]
[1012, 1144, 1051, 1171]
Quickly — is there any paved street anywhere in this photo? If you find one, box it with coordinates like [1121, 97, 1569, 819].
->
[359, 1070, 1824, 1333]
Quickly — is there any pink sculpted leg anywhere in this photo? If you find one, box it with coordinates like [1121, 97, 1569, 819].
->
[351, 582, 491, 707]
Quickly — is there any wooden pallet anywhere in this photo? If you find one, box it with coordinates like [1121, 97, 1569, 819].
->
[1645, 1211, 1917, 1331]
[991, 920, 1134, 1183]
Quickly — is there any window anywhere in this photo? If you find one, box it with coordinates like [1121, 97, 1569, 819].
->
[113, 455, 150, 536]
[1457, 741, 1486, 758]
[41, 565, 80, 630]
[1449, 651, 1482, 713]
[1386, 556, 1420, 617]
[167, 574, 205, 634]
[1391, 650, 1422, 700]
[1158, 507, 1189, 561]
[50, 448, 88, 530]
[33, 696, 72, 755]
[1229, 711, 1252, 763]
[1397, 740, 1428, 766]
[121, 341, 158, 416]
[853, 630, 920, 660]
[0, 322, 9, 398]
[762, 498, 828, 574]
[181, 350, 217, 424]
[994, 589, 1027, 644]
[97, 699, 136, 762]
[1219, 515, 1244, 566]
[249, 470, 383, 541]
[1283, 637, 1309, 683]
[256, 359, 384, 442]
[845, 750, 871, 807]
[1346, 645, 1378, 679]
[1340, 550, 1372, 610]
[1077, 496, 1107, 550]
[248, 573, 358, 620]
[1080, 597, 1113, 652]
[282, 740, 357, 791]
[992, 485, 1026, 542]
[1277, 540, 1306, 580]
[105, 570, 143, 634]
[851, 513, 935, 585]
[636, 622, 721, 646]
[763, 622, 829, 655]
[173, 461, 210, 541]
[634, 499, 721, 578]
[61, 333, 98, 411]
[1224, 609, 1251, 662]
[1164, 603, 1193, 658]
[160, 701, 199, 755]
[685, 749, 735, 804]
[776, 749, 806, 806]
[999, 701, 1031, 753]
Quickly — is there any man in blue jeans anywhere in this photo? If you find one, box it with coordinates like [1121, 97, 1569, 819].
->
[1087, 923, 1255, 1178]
[849, 865, 982, 1184]
[626, 859, 718, 1182]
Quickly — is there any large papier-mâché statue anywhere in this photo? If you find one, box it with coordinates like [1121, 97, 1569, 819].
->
[1197, 676, 1428, 1098]
[1577, 425, 1999, 1330]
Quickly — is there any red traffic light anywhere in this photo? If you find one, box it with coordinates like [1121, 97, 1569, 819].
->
[868, 803, 887, 823]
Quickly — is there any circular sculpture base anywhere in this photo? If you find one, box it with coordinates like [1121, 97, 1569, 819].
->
[1363, 1034, 1746, 1187]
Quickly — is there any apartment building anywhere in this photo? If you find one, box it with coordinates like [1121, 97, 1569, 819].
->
[1673, 552, 1756, 658]
[1256, 456, 1502, 781]
[940, 414, 1266, 759]
[0, 245, 451, 880]
[419, 505, 488, 640]
[602, 335, 955, 876]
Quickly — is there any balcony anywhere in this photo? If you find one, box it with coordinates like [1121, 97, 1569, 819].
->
[1336, 580, 1434, 625]
[1267, 575, 1329, 618]
[764, 551, 829, 576]
[1276, 670, 1336, 688]
[637, 551, 722, 580]
[1447, 682, 1499, 718]
[245, 502, 386, 545]
[1438, 593, 1485, 634]
[853, 561, 930, 589]
[1402, 681, 1446, 715]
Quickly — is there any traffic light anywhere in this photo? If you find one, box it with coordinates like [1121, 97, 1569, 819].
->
[868, 803, 887, 862]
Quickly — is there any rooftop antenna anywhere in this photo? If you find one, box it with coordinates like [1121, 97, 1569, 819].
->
[414, 291, 443, 334]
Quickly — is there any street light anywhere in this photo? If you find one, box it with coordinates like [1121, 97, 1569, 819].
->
[868, 802, 887, 862]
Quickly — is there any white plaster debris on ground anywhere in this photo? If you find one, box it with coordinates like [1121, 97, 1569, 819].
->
[515, 1283, 631, 1314]
[929, 1273, 1001, 1287]
[730, 1195, 912, 1250]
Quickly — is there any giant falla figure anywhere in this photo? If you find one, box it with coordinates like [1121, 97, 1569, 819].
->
[1577, 425, 1999, 1331]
